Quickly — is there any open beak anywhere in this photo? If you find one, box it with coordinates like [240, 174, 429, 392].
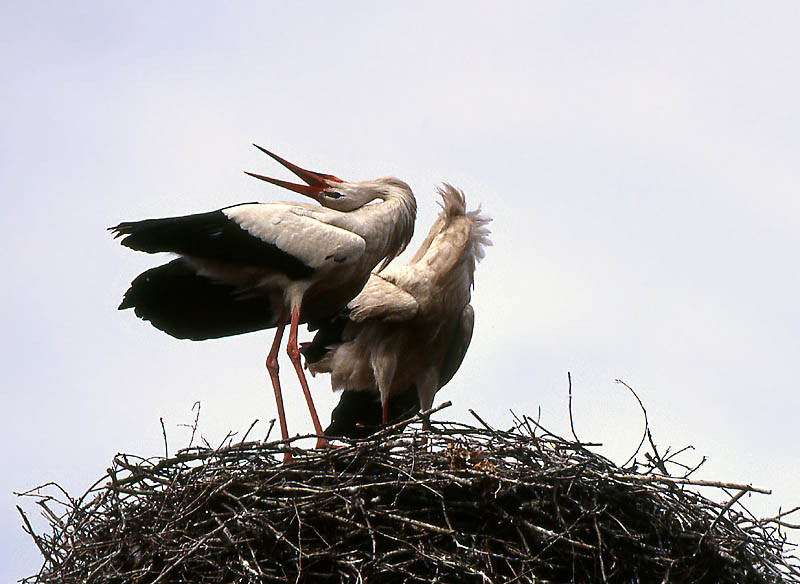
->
[245, 144, 343, 199]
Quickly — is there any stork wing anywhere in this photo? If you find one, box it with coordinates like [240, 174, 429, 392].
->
[110, 203, 366, 276]
[118, 258, 278, 340]
[224, 204, 366, 270]
[347, 273, 419, 322]
[439, 304, 475, 386]
[324, 389, 420, 438]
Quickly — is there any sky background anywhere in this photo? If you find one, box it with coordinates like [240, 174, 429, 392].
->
[2, 2, 799, 579]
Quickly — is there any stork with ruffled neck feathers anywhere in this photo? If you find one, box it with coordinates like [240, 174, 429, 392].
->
[302, 184, 490, 436]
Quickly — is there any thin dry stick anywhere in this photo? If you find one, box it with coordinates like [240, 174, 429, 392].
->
[160, 417, 169, 459]
[17, 506, 51, 565]
[239, 419, 259, 445]
[617, 379, 650, 469]
[759, 506, 800, 529]
[567, 372, 581, 443]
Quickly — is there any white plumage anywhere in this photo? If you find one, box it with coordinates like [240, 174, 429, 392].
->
[111, 145, 417, 458]
[222, 203, 367, 269]
[302, 184, 491, 435]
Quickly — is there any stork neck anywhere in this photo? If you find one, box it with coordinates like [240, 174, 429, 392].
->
[342, 190, 416, 264]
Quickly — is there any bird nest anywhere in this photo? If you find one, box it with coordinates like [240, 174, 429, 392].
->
[17, 406, 800, 583]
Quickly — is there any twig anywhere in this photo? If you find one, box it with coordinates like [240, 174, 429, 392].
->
[612, 474, 772, 495]
[188, 401, 201, 448]
[264, 418, 276, 442]
[617, 379, 650, 470]
[594, 516, 607, 583]
[759, 505, 800, 526]
[17, 506, 51, 565]
[699, 488, 750, 550]
[240, 419, 259, 445]
[160, 417, 168, 459]
[567, 372, 581, 443]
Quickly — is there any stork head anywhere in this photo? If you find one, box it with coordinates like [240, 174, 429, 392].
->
[245, 145, 412, 212]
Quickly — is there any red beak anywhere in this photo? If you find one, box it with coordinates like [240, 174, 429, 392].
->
[245, 144, 343, 199]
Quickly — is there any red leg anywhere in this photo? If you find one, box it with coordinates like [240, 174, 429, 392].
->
[382, 399, 389, 425]
[286, 304, 328, 449]
[266, 309, 291, 462]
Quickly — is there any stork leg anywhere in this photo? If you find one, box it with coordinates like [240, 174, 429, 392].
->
[266, 309, 292, 462]
[416, 371, 440, 442]
[286, 304, 328, 449]
[373, 358, 397, 426]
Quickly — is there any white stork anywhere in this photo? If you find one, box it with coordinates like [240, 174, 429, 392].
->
[301, 184, 491, 436]
[110, 145, 417, 458]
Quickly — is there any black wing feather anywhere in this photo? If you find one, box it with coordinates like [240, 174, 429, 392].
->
[301, 315, 349, 364]
[110, 206, 313, 280]
[324, 390, 420, 438]
[119, 258, 276, 340]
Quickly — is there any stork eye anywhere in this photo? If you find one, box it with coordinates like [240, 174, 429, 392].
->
[325, 191, 344, 199]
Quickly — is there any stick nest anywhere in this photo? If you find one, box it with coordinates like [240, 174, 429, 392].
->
[18, 412, 800, 583]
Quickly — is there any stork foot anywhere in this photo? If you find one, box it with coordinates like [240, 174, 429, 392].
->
[315, 436, 329, 449]
[419, 412, 443, 434]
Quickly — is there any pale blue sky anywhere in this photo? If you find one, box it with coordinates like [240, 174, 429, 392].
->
[3, 2, 799, 579]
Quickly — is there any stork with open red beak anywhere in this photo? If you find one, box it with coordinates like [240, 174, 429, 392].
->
[110, 145, 417, 459]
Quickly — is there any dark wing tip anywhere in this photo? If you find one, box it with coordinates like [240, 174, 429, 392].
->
[108, 222, 133, 240]
[325, 388, 421, 438]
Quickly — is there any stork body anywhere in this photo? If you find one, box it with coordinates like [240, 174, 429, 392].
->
[302, 185, 490, 436]
[111, 146, 417, 457]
